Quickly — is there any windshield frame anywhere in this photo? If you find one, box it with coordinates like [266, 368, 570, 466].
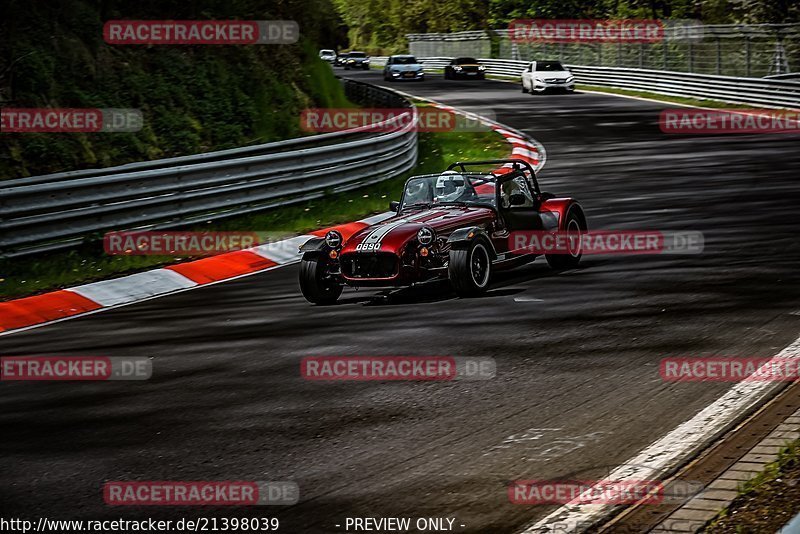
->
[398, 173, 499, 212]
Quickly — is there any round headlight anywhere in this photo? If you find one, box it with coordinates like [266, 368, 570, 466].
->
[417, 227, 434, 245]
[325, 230, 343, 248]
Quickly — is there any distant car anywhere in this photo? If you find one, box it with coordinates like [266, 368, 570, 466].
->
[444, 57, 486, 80]
[521, 60, 575, 94]
[319, 49, 336, 63]
[298, 159, 586, 304]
[383, 55, 425, 81]
[335, 53, 349, 67]
[344, 51, 370, 70]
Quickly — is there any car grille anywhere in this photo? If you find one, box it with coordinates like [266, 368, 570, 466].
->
[341, 253, 399, 279]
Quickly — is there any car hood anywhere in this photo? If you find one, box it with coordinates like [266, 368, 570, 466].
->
[389, 64, 422, 71]
[341, 206, 494, 254]
[535, 70, 572, 79]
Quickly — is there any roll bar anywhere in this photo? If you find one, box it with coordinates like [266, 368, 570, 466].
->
[446, 159, 540, 194]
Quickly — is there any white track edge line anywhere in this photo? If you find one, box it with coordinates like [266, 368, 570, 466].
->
[519, 335, 800, 533]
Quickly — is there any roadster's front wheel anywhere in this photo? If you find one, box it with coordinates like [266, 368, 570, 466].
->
[299, 255, 342, 305]
[449, 239, 492, 297]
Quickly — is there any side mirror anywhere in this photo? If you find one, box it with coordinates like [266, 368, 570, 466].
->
[389, 201, 400, 212]
[509, 193, 526, 207]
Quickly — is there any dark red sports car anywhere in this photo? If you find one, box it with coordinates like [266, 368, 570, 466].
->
[298, 159, 587, 304]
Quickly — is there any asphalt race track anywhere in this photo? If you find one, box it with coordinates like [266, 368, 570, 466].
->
[1, 71, 799, 533]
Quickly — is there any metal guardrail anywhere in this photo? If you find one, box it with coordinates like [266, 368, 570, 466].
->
[408, 24, 800, 77]
[567, 65, 800, 108]
[0, 79, 418, 257]
[372, 56, 800, 108]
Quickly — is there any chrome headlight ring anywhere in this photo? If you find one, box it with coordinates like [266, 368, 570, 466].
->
[325, 230, 343, 248]
[417, 227, 435, 245]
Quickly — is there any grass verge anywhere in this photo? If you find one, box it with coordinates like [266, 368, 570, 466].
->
[0, 114, 509, 301]
[704, 439, 800, 533]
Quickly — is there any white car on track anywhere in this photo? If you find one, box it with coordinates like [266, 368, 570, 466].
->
[521, 60, 575, 94]
[319, 49, 337, 63]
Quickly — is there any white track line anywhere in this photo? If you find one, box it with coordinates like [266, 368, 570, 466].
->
[520, 335, 800, 533]
[69, 269, 197, 307]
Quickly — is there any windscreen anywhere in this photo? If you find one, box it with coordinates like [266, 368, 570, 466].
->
[536, 61, 565, 71]
[401, 173, 496, 209]
[392, 56, 418, 65]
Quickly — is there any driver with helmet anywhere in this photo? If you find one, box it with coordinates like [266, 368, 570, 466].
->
[434, 171, 475, 203]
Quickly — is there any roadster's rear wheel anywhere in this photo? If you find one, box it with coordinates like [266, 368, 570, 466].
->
[299, 255, 343, 305]
[546, 209, 586, 270]
[449, 239, 492, 297]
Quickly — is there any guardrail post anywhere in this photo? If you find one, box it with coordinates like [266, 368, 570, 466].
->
[688, 40, 693, 72]
[663, 42, 668, 70]
[716, 37, 722, 75]
[746, 37, 752, 77]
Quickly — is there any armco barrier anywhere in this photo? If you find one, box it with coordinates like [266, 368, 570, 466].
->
[372, 56, 800, 108]
[569, 65, 800, 108]
[0, 79, 418, 257]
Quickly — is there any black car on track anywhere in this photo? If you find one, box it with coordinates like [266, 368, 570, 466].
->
[444, 57, 486, 80]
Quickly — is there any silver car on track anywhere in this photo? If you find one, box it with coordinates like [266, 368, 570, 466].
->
[383, 55, 425, 81]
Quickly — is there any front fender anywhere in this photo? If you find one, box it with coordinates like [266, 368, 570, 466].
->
[447, 227, 497, 259]
[299, 237, 328, 255]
